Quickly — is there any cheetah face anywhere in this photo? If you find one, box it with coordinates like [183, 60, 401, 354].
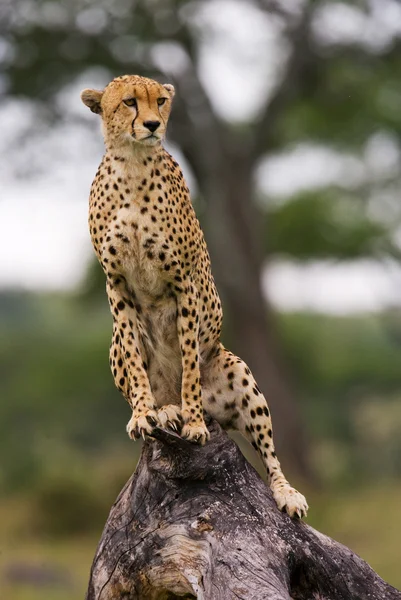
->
[81, 75, 175, 149]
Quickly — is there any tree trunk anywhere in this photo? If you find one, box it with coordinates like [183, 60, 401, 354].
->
[86, 420, 399, 600]
[170, 82, 312, 481]
[200, 144, 311, 480]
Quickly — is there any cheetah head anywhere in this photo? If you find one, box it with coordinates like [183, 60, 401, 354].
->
[81, 75, 175, 150]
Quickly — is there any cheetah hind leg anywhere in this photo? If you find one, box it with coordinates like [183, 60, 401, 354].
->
[203, 345, 308, 519]
[270, 480, 308, 519]
[157, 404, 183, 433]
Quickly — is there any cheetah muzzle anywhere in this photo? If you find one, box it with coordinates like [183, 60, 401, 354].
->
[81, 74, 308, 519]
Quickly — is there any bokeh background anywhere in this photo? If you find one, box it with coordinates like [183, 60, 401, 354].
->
[1, 0, 401, 597]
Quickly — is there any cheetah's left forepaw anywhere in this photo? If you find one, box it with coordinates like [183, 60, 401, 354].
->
[126, 410, 159, 441]
[272, 484, 308, 519]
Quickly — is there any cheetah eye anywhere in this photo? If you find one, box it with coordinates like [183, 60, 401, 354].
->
[123, 98, 137, 107]
[157, 97, 167, 106]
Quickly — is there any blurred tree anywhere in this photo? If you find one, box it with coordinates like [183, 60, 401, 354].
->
[3, 0, 401, 478]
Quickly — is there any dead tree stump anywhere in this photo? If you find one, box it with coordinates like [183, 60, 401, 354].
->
[86, 419, 401, 599]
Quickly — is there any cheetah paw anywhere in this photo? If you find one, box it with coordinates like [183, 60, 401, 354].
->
[126, 410, 159, 441]
[157, 404, 183, 433]
[272, 484, 308, 519]
[182, 422, 210, 445]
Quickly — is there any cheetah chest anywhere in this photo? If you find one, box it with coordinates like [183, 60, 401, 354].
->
[112, 206, 182, 389]
[113, 206, 170, 298]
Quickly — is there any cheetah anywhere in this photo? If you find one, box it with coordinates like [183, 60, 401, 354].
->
[81, 75, 308, 518]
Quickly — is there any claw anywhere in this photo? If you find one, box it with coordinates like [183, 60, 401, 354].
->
[181, 422, 210, 445]
[272, 485, 308, 519]
[129, 428, 139, 441]
[157, 405, 182, 433]
[127, 410, 158, 442]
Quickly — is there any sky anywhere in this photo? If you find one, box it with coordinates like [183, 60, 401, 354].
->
[1, 0, 401, 314]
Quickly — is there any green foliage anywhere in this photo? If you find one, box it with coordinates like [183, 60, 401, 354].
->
[0, 292, 133, 492]
[265, 189, 399, 260]
[32, 476, 107, 537]
[274, 50, 401, 149]
[278, 311, 401, 394]
[4, 1, 165, 99]
[276, 310, 401, 482]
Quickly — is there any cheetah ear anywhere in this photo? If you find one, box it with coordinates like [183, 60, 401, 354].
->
[80, 88, 103, 115]
[163, 84, 175, 99]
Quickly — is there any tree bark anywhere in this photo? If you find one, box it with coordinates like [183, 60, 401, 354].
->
[86, 420, 399, 600]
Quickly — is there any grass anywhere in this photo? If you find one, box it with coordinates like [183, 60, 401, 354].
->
[0, 538, 96, 600]
[0, 498, 96, 600]
[1, 484, 400, 599]
[307, 483, 401, 590]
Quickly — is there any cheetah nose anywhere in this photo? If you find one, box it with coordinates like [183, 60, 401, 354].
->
[143, 120, 160, 133]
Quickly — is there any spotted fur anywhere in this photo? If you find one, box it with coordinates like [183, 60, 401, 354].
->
[81, 75, 308, 518]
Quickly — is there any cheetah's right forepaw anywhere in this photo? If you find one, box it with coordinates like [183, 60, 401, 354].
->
[182, 422, 210, 445]
[126, 410, 159, 440]
[272, 484, 308, 519]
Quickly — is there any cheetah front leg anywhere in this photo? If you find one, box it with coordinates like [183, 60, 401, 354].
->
[204, 345, 308, 518]
[177, 281, 210, 445]
[107, 280, 159, 439]
[109, 320, 130, 400]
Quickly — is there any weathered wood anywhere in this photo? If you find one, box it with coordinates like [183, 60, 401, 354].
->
[86, 420, 401, 599]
